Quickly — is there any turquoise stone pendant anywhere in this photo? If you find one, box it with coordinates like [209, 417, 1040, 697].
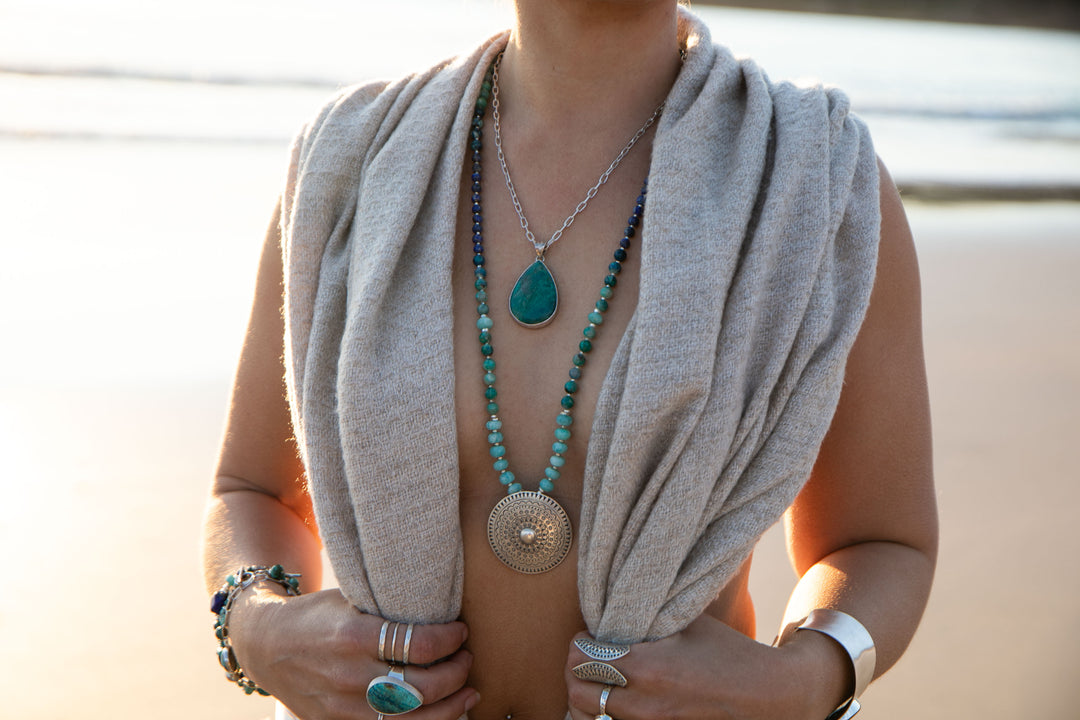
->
[509, 258, 558, 327]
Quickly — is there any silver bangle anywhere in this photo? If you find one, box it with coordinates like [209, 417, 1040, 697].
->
[779, 609, 876, 720]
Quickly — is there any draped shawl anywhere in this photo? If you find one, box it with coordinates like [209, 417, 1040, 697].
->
[280, 9, 880, 645]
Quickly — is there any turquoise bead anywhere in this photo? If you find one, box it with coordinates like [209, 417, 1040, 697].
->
[475, 278, 487, 290]
[545, 467, 561, 480]
[477, 316, 494, 330]
[486, 402, 499, 414]
[608, 261, 622, 274]
[599, 286, 613, 299]
[565, 380, 578, 394]
[486, 419, 502, 430]
[539, 478, 555, 493]
[554, 427, 572, 442]
[484, 372, 496, 384]
[552, 441, 568, 454]
[507, 482, 523, 494]
[583, 325, 597, 339]
[588, 311, 603, 325]
[479, 329, 491, 343]
[596, 298, 609, 312]
[488, 431, 503, 444]
[579, 339, 592, 353]
[500, 471, 516, 485]
[483, 358, 496, 371]
[493, 458, 509, 471]
[477, 302, 489, 315]
[561, 396, 574, 409]
[556, 413, 573, 426]
[481, 343, 493, 355]
[484, 387, 498, 400]
[549, 455, 565, 467]
[475, 290, 488, 302]
[489, 445, 506, 458]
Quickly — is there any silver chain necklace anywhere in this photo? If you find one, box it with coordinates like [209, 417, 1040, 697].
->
[490, 52, 664, 327]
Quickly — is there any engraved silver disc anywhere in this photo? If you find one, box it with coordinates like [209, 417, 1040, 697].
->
[487, 491, 572, 574]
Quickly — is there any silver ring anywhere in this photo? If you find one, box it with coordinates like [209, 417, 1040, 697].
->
[403, 623, 415, 665]
[367, 665, 424, 715]
[573, 661, 628, 687]
[594, 684, 614, 720]
[377, 620, 390, 662]
[575, 637, 631, 662]
[391, 623, 401, 663]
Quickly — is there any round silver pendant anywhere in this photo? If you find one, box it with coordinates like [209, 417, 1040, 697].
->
[487, 491, 572, 574]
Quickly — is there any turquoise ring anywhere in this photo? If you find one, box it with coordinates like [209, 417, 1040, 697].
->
[366, 665, 424, 716]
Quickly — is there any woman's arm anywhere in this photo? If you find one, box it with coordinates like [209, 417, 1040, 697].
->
[201, 205, 477, 720]
[565, 162, 938, 720]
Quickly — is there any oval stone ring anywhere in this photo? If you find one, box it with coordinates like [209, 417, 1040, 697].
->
[367, 665, 424, 716]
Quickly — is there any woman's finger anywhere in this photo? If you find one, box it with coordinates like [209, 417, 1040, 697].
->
[368, 619, 470, 666]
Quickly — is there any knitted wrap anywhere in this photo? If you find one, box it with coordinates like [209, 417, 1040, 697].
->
[280, 9, 879, 645]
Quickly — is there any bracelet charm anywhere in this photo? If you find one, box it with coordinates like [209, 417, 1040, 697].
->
[210, 564, 302, 696]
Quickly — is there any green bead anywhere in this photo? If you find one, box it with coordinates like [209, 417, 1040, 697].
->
[483, 358, 496, 371]
[596, 298, 609, 312]
[484, 387, 498, 400]
[486, 402, 499, 414]
[608, 261, 622, 274]
[561, 396, 574, 409]
[507, 482, 523, 494]
[493, 458, 509, 471]
[604, 274, 618, 287]
[564, 380, 578, 394]
[588, 311, 603, 325]
[573, 353, 586, 367]
[481, 343, 493, 356]
[599, 286, 613, 299]
[488, 431, 503, 444]
[552, 441, 568, 454]
[583, 325, 597, 339]
[489, 445, 506, 458]
[486, 419, 502, 430]
[579, 339, 592, 353]
[475, 278, 487, 290]
[539, 478, 555, 493]
[477, 302, 489, 315]
[484, 372, 496, 384]
[549, 455, 565, 468]
[477, 316, 494, 330]
[226, 574, 236, 587]
[545, 467, 561, 480]
[479, 329, 491, 343]
[475, 290, 488, 302]
[554, 427, 572, 442]
[268, 564, 284, 580]
[500, 471, 515, 485]
[556, 413, 574, 426]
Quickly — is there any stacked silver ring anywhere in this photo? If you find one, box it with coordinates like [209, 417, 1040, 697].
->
[572, 637, 630, 687]
[368, 622, 421, 715]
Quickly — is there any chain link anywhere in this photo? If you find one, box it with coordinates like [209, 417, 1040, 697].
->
[491, 52, 663, 258]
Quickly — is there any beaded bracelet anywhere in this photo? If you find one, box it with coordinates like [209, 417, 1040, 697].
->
[211, 565, 302, 696]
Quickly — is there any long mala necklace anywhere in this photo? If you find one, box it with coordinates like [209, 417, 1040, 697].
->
[469, 58, 653, 574]
[491, 54, 662, 328]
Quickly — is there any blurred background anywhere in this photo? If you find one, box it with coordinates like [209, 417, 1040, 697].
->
[1, 1, 1077, 718]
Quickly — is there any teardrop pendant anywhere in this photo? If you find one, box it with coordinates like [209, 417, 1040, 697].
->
[508, 259, 559, 328]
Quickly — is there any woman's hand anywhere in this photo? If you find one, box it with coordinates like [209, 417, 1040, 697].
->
[228, 585, 479, 720]
[565, 613, 846, 720]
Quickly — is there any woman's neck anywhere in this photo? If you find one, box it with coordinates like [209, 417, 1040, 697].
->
[502, 0, 682, 137]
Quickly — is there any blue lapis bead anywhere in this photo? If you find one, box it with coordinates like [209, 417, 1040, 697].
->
[477, 316, 494, 330]
[472, 203, 482, 213]
[556, 414, 573, 426]
[473, 243, 483, 253]
[493, 458, 509, 471]
[210, 591, 228, 614]
[625, 225, 635, 238]
[507, 482, 523, 494]
[490, 445, 506, 458]
[552, 441, 568, 454]
[488, 431, 503, 444]
[545, 467, 561, 480]
[539, 478, 555, 493]
[472, 192, 481, 202]
[486, 419, 502, 431]
[620, 237, 631, 249]
[554, 427, 572, 442]
[628, 213, 640, 226]
[549, 455, 565, 468]
[471, 172, 481, 182]
[613, 248, 627, 262]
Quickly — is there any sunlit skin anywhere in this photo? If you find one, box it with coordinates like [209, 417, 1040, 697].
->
[202, 1, 937, 719]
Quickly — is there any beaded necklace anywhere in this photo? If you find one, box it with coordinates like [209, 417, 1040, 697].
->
[469, 61, 651, 574]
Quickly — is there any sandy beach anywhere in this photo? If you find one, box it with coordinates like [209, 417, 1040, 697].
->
[1, 2, 1078, 717]
[1, 135, 1077, 717]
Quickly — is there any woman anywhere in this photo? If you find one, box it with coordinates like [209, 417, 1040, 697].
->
[202, 2, 937, 719]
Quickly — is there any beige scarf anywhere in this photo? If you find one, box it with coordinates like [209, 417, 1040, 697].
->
[280, 9, 879, 645]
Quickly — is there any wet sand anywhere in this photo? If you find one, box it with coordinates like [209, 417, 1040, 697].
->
[1, 143, 1077, 717]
